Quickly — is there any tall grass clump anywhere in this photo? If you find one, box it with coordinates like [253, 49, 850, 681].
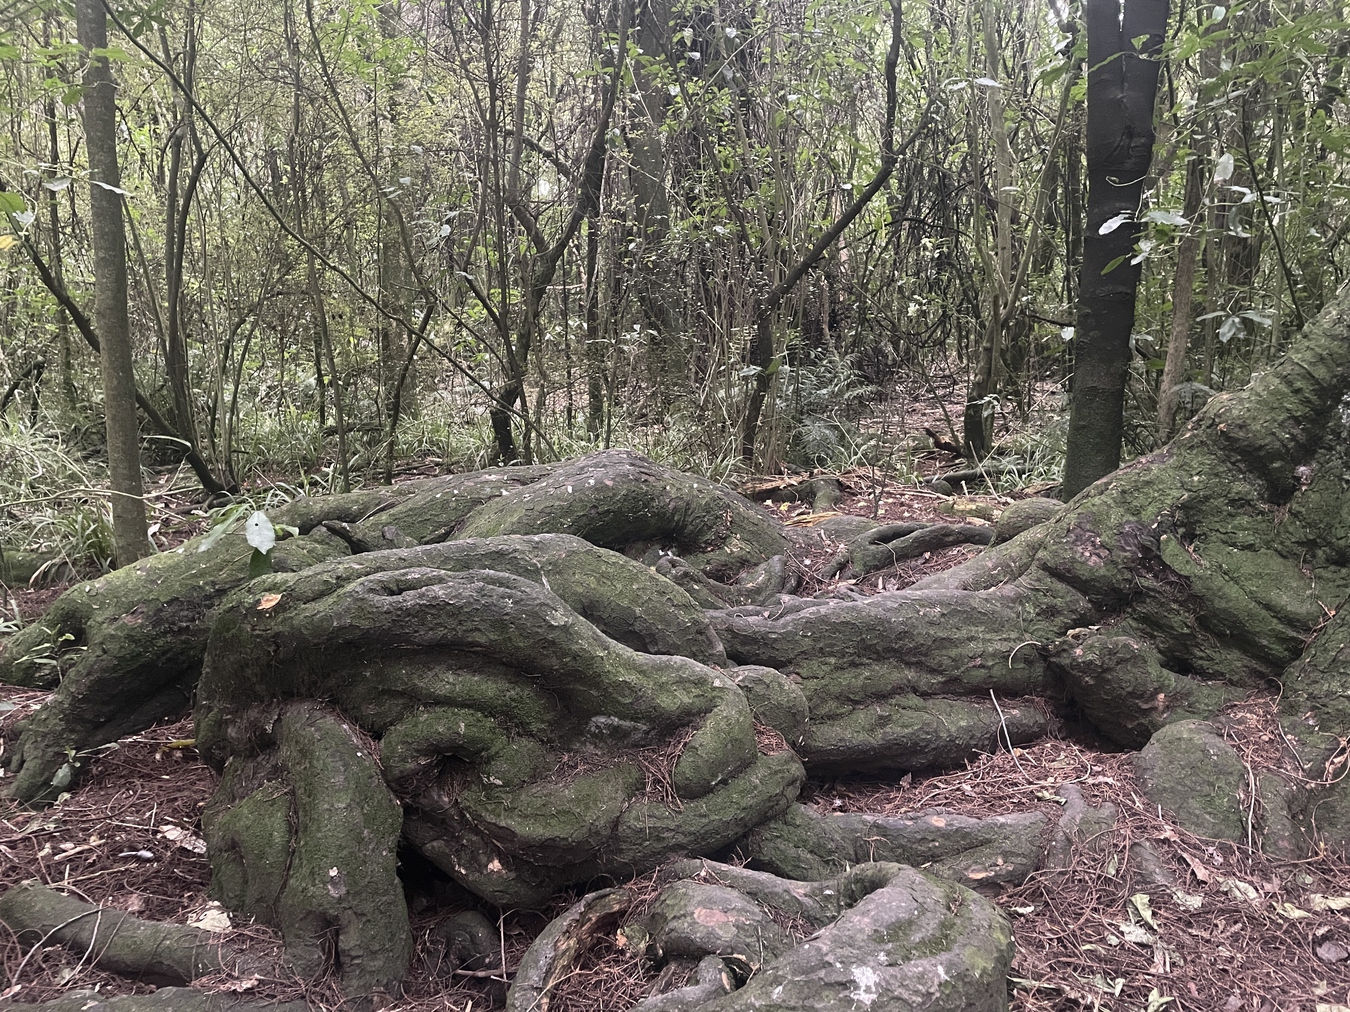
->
[0, 414, 115, 575]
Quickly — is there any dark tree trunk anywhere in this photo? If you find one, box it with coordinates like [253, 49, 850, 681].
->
[1061, 0, 1168, 499]
[75, 0, 151, 566]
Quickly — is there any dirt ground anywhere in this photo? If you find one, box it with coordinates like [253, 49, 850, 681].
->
[2, 465, 1349, 1011]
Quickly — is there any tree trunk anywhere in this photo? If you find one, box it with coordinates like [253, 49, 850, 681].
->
[1156, 152, 1206, 443]
[42, 34, 78, 413]
[75, 0, 151, 567]
[1061, 0, 1168, 499]
[584, 216, 605, 438]
[962, 0, 1015, 460]
[628, 0, 687, 407]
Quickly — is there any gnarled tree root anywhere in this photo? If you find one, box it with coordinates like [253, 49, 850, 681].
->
[739, 802, 1048, 888]
[504, 888, 634, 1012]
[202, 702, 410, 1001]
[821, 522, 994, 579]
[0, 881, 253, 986]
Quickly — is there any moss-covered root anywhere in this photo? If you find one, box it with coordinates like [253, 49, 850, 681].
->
[195, 568, 734, 764]
[0, 880, 241, 985]
[710, 577, 1090, 718]
[922, 289, 1350, 692]
[802, 694, 1049, 774]
[718, 862, 1012, 1012]
[1280, 603, 1350, 855]
[1283, 599, 1350, 749]
[202, 703, 411, 1001]
[737, 802, 1047, 889]
[823, 522, 995, 579]
[214, 533, 728, 667]
[2, 530, 347, 805]
[312, 464, 559, 549]
[1046, 629, 1241, 747]
[0, 990, 309, 1012]
[196, 564, 800, 905]
[404, 750, 804, 907]
[452, 449, 791, 579]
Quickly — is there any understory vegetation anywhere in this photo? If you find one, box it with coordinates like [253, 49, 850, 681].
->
[0, 0, 1346, 569]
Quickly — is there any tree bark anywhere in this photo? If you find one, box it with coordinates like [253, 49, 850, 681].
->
[1061, 0, 1168, 499]
[1156, 151, 1206, 443]
[962, 0, 1015, 460]
[76, 0, 151, 566]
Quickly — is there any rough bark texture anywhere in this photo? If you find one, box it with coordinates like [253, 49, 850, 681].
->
[710, 583, 1071, 772]
[452, 451, 791, 578]
[739, 804, 1047, 889]
[505, 888, 634, 1012]
[202, 703, 410, 999]
[1, 453, 773, 802]
[75, 0, 151, 566]
[1, 529, 348, 803]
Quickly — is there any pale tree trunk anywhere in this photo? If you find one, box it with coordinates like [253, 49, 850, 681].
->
[962, 0, 1014, 459]
[75, 0, 151, 567]
[1156, 152, 1205, 443]
[584, 216, 605, 439]
[1061, 0, 1168, 499]
[43, 15, 78, 411]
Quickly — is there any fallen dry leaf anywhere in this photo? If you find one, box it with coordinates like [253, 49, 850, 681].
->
[1315, 940, 1350, 963]
[1179, 851, 1215, 883]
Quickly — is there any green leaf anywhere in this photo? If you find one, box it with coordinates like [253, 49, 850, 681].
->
[1101, 255, 1128, 275]
[61, 84, 85, 106]
[0, 191, 24, 215]
[248, 548, 273, 579]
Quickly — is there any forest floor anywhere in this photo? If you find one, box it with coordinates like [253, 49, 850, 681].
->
[1, 463, 1348, 1011]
